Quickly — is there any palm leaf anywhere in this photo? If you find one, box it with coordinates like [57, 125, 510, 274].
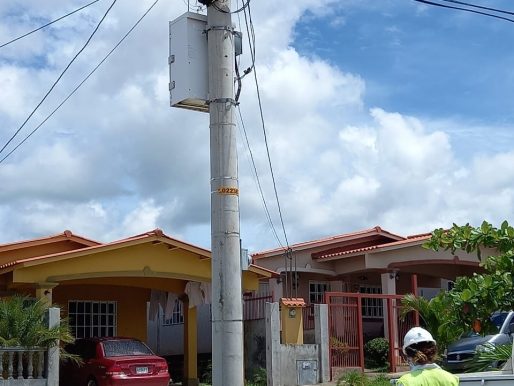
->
[465, 343, 512, 373]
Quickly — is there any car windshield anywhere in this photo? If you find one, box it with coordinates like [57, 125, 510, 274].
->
[490, 312, 509, 332]
[102, 340, 153, 357]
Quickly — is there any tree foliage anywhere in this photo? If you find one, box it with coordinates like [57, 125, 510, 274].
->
[400, 294, 463, 354]
[402, 221, 514, 352]
[425, 221, 514, 335]
[0, 295, 74, 348]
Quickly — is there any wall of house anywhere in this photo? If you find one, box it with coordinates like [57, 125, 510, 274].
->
[334, 256, 367, 275]
[366, 245, 480, 278]
[147, 304, 212, 355]
[253, 250, 337, 276]
[53, 284, 150, 342]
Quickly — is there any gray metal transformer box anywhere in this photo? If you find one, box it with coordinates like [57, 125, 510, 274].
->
[169, 12, 208, 112]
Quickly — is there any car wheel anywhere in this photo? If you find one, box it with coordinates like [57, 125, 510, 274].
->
[86, 379, 97, 386]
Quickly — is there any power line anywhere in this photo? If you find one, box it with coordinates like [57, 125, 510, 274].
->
[440, 0, 514, 16]
[242, 1, 290, 248]
[233, 0, 283, 249]
[0, 0, 118, 157]
[414, 0, 514, 23]
[0, 0, 160, 165]
[0, 0, 103, 49]
[236, 106, 285, 249]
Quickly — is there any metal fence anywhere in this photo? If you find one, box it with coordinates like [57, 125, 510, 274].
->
[325, 292, 418, 379]
[302, 304, 315, 331]
[243, 293, 273, 321]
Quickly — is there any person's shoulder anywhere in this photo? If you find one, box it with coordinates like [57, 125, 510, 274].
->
[396, 371, 418, 384]
[435, 367, 458, 377]
[433, 367, 459, 383]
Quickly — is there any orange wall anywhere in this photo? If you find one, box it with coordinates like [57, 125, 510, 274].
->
[53, 284, 150, 342]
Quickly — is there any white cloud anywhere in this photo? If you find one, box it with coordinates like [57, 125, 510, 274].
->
[120, 199, 163, 236]
[1, 0, 514, 254]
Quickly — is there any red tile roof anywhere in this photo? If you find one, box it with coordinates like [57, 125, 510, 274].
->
[280, 298, 306, 307]
[252, 226, 405, 259]
[316, 233, 432, 260]
[0, 230, 100, 252]
[248, 264, 280, 278]
[0, 229, 211, 272]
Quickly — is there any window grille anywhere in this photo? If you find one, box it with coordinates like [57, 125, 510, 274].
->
[359, 286, 383, 318]
[309, 281, 330, 304]
[68, 300, 117, 338]
[162, 299, 184, 326]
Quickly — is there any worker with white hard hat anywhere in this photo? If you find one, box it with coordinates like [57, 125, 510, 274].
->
[396, 327, 459, 385]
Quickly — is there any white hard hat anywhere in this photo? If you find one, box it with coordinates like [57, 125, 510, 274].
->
[402, 327, 435, 354]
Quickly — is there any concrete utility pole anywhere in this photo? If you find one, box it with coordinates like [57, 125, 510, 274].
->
[206, 1, 244, 385]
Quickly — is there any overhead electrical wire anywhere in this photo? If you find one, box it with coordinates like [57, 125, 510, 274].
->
[233, 0, 284, 249]
[0, 0, 161, 165]
[414, 0, 514, 23]
[440, 0, 514, 16]
[0, 0, 103, 49]
[0, 0, 117, 158]
[242, 1, 290, 249]
[236, 106, 285, 249]
[233, 0, 282, 248]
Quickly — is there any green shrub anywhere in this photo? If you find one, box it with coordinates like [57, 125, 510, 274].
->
[249, 366, 267, 385]
[337, 370, 366, 386]
[337, 371, 390, 386]
[367, 374, 391, 386]
[364, 337, 389, 370]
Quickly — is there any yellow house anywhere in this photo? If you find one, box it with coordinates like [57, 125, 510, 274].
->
[0, 228, 274, 385]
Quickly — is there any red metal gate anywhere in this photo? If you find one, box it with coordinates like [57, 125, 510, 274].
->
[325, 292, 418, 379]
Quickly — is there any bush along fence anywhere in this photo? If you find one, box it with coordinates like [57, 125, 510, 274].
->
[0, 307, 60, 386]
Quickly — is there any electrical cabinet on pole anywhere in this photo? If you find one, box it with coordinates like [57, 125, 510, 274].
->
[206, 1, 245, 385]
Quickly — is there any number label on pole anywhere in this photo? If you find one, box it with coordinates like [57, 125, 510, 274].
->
[217, 187, 239, 195]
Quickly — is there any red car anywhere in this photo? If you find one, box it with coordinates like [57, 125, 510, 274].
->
[60, 337, 170, 386]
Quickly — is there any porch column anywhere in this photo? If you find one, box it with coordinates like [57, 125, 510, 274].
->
[381, 273, 397, 343]
[411, 274, 420, 325]
[35, 282, 57, 305]
[183, 299, 198, 386]
[46, 307, 60, 386]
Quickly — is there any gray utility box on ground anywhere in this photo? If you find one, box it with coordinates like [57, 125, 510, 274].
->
[297, 360, 318, 385]
[169, 12, 208, 112]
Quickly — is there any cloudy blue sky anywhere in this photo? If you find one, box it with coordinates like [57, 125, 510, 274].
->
[1, 0, 514, 253]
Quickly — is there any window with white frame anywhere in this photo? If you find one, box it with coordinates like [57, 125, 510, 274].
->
[68, 300, 117, 338]
[162, 299, 184, 326]
[309, 281, 330, 304]
[359, 285, 383, 318]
